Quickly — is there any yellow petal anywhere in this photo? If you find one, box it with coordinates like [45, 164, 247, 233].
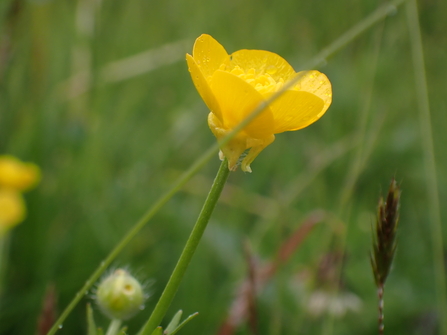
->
[229, 50, 296, 82]
[186, 54, 223, 121]
[192, 34, 230, 79]
[0, 155, 40, 191]
[267, 90, 325, 134]
[209, 70, 275, 139]
[0, 189, 25, 235]
[293, 70, 332, 114]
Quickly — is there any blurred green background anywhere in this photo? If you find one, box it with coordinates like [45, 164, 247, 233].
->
[1, 0, 446, 334]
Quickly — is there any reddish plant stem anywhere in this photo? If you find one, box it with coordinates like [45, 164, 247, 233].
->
[378, 284, 384, 335]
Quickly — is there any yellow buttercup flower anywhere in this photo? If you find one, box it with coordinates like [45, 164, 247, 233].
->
[0, 155, 40, 235]
[186, 34, 332, 172]
[0, 189, 26, 235]
[0, 155, 40, 191]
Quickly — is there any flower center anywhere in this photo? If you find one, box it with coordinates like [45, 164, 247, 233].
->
[228, 65, 284, 95]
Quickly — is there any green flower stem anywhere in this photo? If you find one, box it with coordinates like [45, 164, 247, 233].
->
[138, 158, 230, 335]
[105, 319, 122, 335]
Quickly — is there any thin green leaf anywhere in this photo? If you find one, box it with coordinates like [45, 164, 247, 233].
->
[168, 312, 199, 335]
[164, 310, 183, 334]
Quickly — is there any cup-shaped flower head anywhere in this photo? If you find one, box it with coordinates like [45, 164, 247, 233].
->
[0, 189, 25, 235]
[0, 155, 40, 191]
[0, 155, 40, 235]
[186, 34, 332, 172]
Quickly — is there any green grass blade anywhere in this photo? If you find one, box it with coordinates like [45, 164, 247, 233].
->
[168, 312, 199, 335]
[406, 0, 447, 333]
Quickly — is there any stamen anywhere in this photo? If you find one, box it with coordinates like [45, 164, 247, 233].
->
[230, 66, 280, 94]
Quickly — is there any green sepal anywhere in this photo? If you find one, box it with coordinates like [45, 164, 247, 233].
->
[118, 326, 128, 335]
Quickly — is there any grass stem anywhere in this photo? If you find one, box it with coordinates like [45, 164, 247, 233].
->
[304, 0, 406, 69]
[406, 0, 447, 333]
[378, 285, 384, 335]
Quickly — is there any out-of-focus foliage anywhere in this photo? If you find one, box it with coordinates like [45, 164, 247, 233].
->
[0, 0, 446, 334]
